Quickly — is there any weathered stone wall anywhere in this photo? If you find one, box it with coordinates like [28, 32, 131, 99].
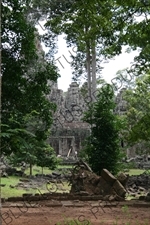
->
[47, 82, 90, 156]
[48, 82, 127, 156]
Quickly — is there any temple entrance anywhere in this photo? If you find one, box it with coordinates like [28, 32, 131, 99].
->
[49, 136, 77, 158]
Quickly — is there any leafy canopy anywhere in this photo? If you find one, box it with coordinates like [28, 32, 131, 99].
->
[124, 73, 150, 144]
[1, 0, 59, 170]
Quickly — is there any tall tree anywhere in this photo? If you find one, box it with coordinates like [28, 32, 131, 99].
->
[1, 0, 59, 158]
[30, 0, 150, 98]
[30, 0, 132, 101]
[82, 84, 121, 175]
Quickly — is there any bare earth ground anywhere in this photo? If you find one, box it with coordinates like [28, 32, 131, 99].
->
[1, 201, 150, 225]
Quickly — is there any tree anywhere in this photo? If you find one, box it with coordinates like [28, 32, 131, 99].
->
[6, 111, 58, 175]
[82, 84, 121, 175]
[124, 73, 150, 146]
[115, 0, 150, 77]
[36, 144, 59, 175]
[31, 0, 150, 98]
[9, 142, 59, 176]
[1, 1, 59, 167]
[31, 0, 132, 101]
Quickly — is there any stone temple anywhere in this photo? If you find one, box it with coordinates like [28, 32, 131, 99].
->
[47, 81, 127, 158]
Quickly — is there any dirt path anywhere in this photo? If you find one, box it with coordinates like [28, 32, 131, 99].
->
[1, 201, 150, 225]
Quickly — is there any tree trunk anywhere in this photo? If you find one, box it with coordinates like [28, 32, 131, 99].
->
[29, 163, 32, 176]
[86, 42, 92, 99]
[91, 40, 97, 101]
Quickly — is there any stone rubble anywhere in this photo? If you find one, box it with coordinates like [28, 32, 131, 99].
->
[69, 161, 127, 201]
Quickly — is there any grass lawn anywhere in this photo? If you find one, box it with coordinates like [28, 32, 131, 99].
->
[1, 176, 23, 198]
[1, 165, 72, 198]
[24, 165, 73, 176]
[1, 176, 45, 198]
[127, 169, 148, 176]
[1, 176, 71, 198]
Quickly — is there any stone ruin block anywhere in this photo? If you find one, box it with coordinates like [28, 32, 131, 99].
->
[113, 180, 126, 197]
[101, 169, 116, 185]
[117, 172, 129, 190]
[95, 177, 112, 195]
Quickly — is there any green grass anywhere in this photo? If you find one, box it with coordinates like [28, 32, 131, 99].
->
[127, 169, 146, 176]
[25, 166, 52, 176]
[24, 165, 73, 176]
[1, 176, 27, 198]
[1, 175, 71, 198]
[1, 164, 72, 198]
[0, 176, 46, 198]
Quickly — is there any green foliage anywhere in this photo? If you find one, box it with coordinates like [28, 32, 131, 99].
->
[31, 0, 150, 80]
[6, 112, 58, 173]
[2, 0, 150, 175]
[124, 73, 150, 146]
[8, 143, 58, 174]
[36, 144, 59, 170]
[31, 1, 129, 83]
[81, 84, 122, 175]
[1, 0, 59, 170]
[116, 0, 150, 76]
[30, 0, 150, 104]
